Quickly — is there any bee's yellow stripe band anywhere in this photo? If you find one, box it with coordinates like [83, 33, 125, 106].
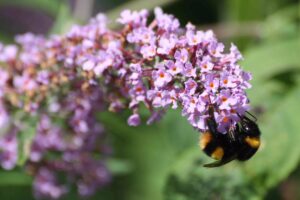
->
[211, 147, 224, 160]
[245, 136, 260, 148]
[199, 132, 212, 150]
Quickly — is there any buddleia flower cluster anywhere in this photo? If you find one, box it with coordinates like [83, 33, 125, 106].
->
[0, 7, 252, 199]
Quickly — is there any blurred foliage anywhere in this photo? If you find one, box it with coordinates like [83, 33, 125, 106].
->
[49, 2, 76, 34]
[0, 0, 61, 17]
[17, 115, 38, 166]
[0, 0, 299, 199]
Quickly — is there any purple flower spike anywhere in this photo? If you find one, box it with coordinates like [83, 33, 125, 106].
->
[0, 6, 255, 197]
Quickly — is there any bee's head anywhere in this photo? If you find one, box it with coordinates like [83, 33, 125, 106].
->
[240, 116, 260, 137]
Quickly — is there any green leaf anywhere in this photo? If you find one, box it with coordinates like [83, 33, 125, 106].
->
[17, 116, 38, 166]
[0, 170, 32, 186]
[106, 158, 134, 175]
[243, 86, 300, 191]
[242, 37, 300, 110]
[0, 185, 34, 200]
[49, 2, 76, 35]
[224, 0, 296, 23]
[262, 3, 300, 41]
[242, 37, 300, 83]
[0, 32, 14, 44]
[224, 0, 264, 22]
[99, 109, 198, 200]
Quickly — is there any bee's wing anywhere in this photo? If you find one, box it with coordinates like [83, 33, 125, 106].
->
[203, 156, 236, 168]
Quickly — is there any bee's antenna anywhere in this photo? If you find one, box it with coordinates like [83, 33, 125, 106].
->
[245, 111, 257, 121]
[237, 111, 256, 123]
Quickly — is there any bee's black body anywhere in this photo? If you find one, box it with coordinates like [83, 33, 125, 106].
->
[199, 106, 261, 168]
[236, 115, 261, 161]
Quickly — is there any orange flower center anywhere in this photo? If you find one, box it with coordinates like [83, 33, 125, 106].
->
[159, 72, 165, 78]
[222, 117, 229, 123]
[136, 87, 143, 92]
[192, 37, 198, 43]
[221, 97, 227, 102]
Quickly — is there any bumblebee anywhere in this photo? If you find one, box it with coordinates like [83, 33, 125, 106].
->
[236, 114, 261, 161]
[199, 105, 261, 168]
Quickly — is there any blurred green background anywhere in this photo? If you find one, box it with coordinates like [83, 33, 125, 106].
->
[0, 0, 299, 199]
